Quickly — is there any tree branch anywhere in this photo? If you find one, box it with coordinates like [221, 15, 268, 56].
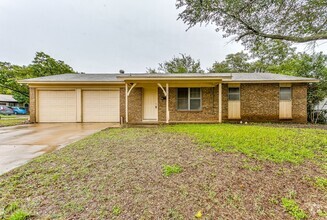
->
[220, 8, 327, 43]
[0, 84, 29, 97]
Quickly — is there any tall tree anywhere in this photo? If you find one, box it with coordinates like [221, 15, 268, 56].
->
[0, 52, 75, 103]
[147, 54, 204, 73]
[176, 0, 327, 50]
[208, 51, 251, 73]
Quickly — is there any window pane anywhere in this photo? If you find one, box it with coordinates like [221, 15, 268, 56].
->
[229, 88, 239, 94]
[177, 98, 188, 110]
[280, 87, 291, 100]
[228, 88, 240, 100]
[177, 88, 188, 99]
[190, 88, 200, 98]
[190, 99, 201, 110]
[229, 94, 240, 101]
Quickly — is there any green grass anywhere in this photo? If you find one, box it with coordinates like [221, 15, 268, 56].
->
[112, 206, 121, 216]
[314, 177, 327, 191]
[1, 202, 30, 220]
[0, 116, 27, 127]
[163, 164, 183, 177]
[281, 198, 307, 220]
[163, 124, 327, 164]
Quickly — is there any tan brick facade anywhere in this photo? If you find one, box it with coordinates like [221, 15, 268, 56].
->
[117, 84, 307, 123]
[168, 87, 219, 122]
[240, 83, 280, 121]
[29, 88, 36, 123]
[28, 83, 308, 124]
[292, 83, 307, 123]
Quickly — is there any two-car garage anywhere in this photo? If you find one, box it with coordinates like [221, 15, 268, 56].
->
[37, 89, 120, 123]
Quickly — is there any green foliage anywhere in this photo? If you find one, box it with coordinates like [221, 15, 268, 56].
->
[163, 124, 327, 164]
[163, 164, 183, 177]
[281, 198, 307, 220]
[148, 54, 203, 73]
[112, 206, 121, 216]
[314, 177, 327, 191]
[8, 210, 30, 220]
[2, 202, 30, 220]
[0, 52, 75, 103]
[176, 0, 327, 50]
[208, 51, 251, 73]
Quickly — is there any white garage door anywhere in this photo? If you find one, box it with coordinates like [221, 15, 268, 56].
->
[82, 90, 120, 122]
[38, 90, 77, 122]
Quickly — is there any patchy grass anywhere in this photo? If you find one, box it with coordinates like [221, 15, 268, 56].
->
[0, 125, 326, 219]
[0, 115, 27, 127]
[163, 124, 327, 164]
[112, 205, 121, 216]
[162, 164, 182, 177]
[281, 198, 308, 220]
[1, 202, 30, 220]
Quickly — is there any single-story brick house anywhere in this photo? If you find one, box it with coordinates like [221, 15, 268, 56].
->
[20, 73, 318, 124]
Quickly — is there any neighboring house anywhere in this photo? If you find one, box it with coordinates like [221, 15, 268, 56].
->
[20, 73, 318, 124]
[314, 98, 327, 122]
[0, 94, 19, 107]
[315, 98, 327, 111]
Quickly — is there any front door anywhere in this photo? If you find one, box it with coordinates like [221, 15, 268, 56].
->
[143, 87, 158, 121]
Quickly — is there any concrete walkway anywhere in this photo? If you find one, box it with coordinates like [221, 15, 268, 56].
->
[0, 123, 119, 175]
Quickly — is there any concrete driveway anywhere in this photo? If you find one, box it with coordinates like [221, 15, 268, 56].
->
[0, 123, 119, 175]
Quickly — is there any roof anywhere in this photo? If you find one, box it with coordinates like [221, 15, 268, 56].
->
[0, 94, 18, 103]
[20, 72, 319, 84]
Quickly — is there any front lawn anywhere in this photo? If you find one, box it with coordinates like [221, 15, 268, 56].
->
[0, 115, 27, 127]
[0, 124, 326, 219]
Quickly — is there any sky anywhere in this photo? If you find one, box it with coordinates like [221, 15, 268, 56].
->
[0, 0, 326, 73]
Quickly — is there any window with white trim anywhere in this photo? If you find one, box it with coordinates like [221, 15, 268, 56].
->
[280, 87, 292, 100]
[177, 88, 201, 110]
[228, 87, 240, 101]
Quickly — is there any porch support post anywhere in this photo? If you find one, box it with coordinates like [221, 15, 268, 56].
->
[166, 83, 169, 123]
[218, 83, 222, 123]
[125, 83, 128, 123]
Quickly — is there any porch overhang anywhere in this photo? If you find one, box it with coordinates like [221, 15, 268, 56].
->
[117, 74, 229, 87]
[121, 78, 224, 88]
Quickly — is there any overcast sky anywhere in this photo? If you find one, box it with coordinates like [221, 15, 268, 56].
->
[1, 0, 326, 73]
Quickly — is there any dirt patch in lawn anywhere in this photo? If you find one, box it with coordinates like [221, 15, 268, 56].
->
[0, 128, 326, 219]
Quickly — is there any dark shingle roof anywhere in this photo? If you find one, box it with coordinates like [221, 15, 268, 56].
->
[20, 72, 318, 83]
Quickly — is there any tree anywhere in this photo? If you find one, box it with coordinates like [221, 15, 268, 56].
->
[208, 51, 251, 73]
[148, 54, 204, 73]
[0, 52, 75, 103]
[176, 0, 327, 50]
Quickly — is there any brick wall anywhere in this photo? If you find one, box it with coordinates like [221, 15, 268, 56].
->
[221, 83, 307, 123]
[292, 83, 307, 123]
[127, 87, 143, 123]
[29, 88, 36, 123]
[240, 83, 280, 121]
[119, 83, 307, 124]
[168, 87, 219, 122]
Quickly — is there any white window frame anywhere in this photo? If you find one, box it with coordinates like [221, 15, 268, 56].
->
[177, 88, 202, 111]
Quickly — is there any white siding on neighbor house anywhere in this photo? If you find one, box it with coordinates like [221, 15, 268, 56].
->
[315, 98, 327, 110]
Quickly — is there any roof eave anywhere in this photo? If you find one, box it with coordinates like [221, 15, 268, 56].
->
[19, 81, 124, 85]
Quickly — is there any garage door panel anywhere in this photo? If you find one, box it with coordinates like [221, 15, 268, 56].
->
[38, 91, 77, 122]
[82, 90, 120, 122]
